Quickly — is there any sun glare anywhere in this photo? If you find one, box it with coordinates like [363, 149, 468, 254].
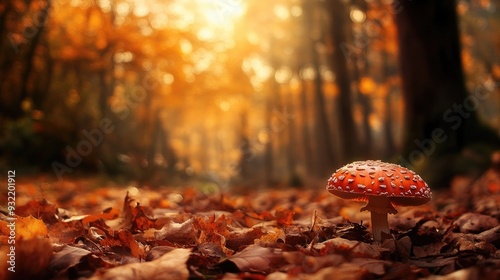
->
[198, 0, 245, 28]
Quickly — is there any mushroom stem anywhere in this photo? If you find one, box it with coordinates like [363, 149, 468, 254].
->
[361, 197, 397, 242]
[370, 211, 389, 242]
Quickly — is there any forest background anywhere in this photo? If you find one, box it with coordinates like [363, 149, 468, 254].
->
[0, 0, 499, 190]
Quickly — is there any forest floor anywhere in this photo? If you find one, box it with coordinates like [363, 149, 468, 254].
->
[0, 174, 499, 280]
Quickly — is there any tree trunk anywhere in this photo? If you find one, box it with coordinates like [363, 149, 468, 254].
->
[299, 78, 315, 176]
[330, 0, 360, 162]
[395, 0, 499, 186]
[302, 0, 337, 177]
[238, 109, 251, 180]
[381, 31, 396, 158]
[19, 0, 51, 109]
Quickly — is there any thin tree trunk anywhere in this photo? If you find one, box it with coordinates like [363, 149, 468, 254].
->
[330, 0, 360, 162]
[284, 85, 299, 183]
[264, 80, 277, 185]
[238, 109, 251, 180]
[303, 0, 337, 177]
[18, 0, 51, 117]
[382, 50, 396, 158]
[299, 78, 315, 176]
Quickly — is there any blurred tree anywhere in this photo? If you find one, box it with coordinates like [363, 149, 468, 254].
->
[0, 0, 51, 119]
[395, 0, 500, 186]
[303, 0, 337, 177]
[329, 0, 360, 162]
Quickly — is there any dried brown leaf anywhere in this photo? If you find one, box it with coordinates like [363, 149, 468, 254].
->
[303, 263, 369, 280]
[413, 242, 446, 258]
[49, 245, 92, 273]
[89, 248, 191, 280]
[222, 244, 286, 273]
[275, 208, 294, 226]
[62, 207, 120, 224]
[283, 251, 345, 274]
[477, 225, 500, 243]
[1, 238, 52, 280]
[16, 199, 58, 223]
[14, 215, 48, 240]
[100, 229, 145, 259]
[48, 220, 86, 243]
[226, 227, 264, 251]
[154, 219, 196, 245]
[351, 258, 389, 275]
[455, 213, 499, 233]
[315, 238, 388, 259]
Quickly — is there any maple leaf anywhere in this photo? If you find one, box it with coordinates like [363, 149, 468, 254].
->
[15, 215, 48, 240]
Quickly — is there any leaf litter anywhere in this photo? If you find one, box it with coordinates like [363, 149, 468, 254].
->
[0, 178, 499, 279]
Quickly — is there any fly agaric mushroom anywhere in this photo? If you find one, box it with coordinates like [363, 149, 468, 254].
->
[326, 160, 432, 242]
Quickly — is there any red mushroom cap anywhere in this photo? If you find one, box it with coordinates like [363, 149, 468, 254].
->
[326, 160, 432, 208]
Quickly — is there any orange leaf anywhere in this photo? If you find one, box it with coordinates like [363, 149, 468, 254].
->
[16, 215, 48, 240]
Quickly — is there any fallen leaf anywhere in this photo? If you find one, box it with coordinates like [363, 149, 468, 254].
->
[116, 193, 156, 232]
[0, 238, 52, 280]
[315, 238, 388, 259]
[283, 251, 344, 274]
[351, 258, 389, 275]
[226, 227, 264, 251]
[15, 215, 48, 240]
[275, 208, 294, 226]
[62, 207, 120, 224]
[413, 242, 446, 258]
[455, 213, 499, 233]
[49, 245, 92, 274]
[477, 225, 500, 244]
[408, 256, 458, 268]
[265, 271, 288, 280]
[303, 263, 369, 280]
[154, 218, 196, 245]
[48, 220, 86, 243]
[100, 229, 145, 259]
[89, 248, 191, 280]
[221, 244, 286, 273]
[16, 199, 58, 223]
